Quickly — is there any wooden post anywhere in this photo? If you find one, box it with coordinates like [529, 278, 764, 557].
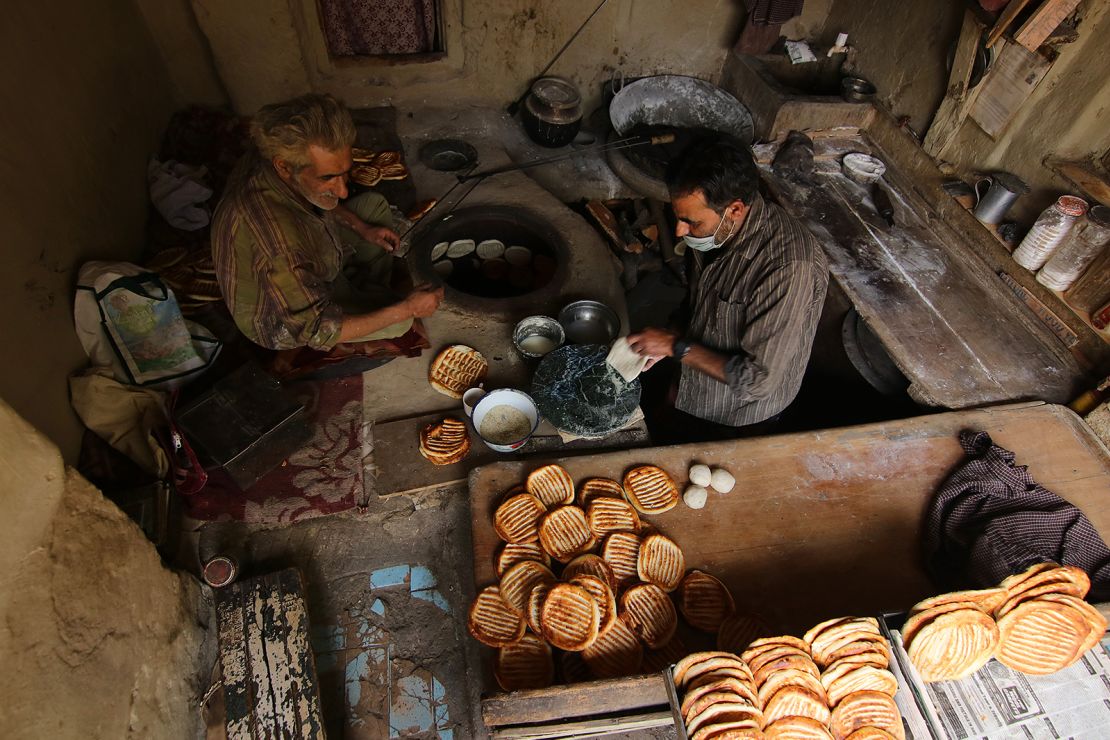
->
[1015, 0, 1083, 50]
[923, 10, 986, 158]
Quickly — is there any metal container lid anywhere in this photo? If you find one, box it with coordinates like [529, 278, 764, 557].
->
[992, 171, 1029, 194]
[529, 77, 581, 110]
[1055, 195, 1089, 217]
[1088, 204, 1110, 228]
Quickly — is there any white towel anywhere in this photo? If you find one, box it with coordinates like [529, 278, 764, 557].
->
[605, 337, 649, 383]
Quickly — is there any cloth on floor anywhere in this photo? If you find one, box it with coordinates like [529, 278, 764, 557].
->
[69, 369, 170, 477]
[182, 376, 369, 525]
[747, 0, 805, 26]
[147, 158, 214, 230]
[923, 430, 1110, 601]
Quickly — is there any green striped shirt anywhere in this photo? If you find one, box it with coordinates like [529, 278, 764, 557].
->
[211, 153, 347, 351]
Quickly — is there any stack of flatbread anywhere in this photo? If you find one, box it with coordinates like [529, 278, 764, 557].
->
[428, 344, 488, 399]
[903, 562, 1105, 681]
[418, 417, 470, 465]
[674, 652, 763, 739]
[673, 623, 904, 740]
[470, 461, 771, 692]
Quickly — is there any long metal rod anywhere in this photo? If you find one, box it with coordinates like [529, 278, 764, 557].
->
[506, 0, 613, 115]
[458, 134, 675, 182]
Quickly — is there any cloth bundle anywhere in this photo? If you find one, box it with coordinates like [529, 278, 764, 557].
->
[923, 430, 1110, 602]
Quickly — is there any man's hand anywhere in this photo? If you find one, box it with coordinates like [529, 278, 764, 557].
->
[362, 225, 401, 252]
[404, 285, 445, 318]
[627, 327, 678, 369]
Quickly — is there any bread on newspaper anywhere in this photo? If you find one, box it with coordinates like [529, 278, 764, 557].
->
[428, 344, 487, 398]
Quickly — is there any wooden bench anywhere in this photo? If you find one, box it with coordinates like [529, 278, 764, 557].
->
[216, 568, 325, 739]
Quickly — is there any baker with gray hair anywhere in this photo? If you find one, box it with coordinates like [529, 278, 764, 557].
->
[212, 93, 442, 375]
[627, 134, 829, 436]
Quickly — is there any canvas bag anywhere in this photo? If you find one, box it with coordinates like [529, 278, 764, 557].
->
[75, 261, 220, 388]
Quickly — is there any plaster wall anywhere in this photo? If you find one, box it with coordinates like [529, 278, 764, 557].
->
[190, 0, 744, 117]
[133, 0, 229, 107]
[0, 400, 207, 739]
[0, 0, 178, 460]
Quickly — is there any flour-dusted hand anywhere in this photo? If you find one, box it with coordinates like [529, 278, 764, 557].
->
[626, 328, 677, 368]
[405, 285, 445, 318]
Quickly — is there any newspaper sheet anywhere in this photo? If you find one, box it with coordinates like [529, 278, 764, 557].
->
[889, 629, 1110, 740]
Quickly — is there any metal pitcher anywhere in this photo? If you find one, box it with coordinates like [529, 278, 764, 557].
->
[973, 172, 1028, 224]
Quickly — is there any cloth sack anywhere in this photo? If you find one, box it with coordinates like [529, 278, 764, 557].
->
[147, 158, 213, 230]
[69, 369, 170, 478]
[923, 430, 1110, 602]
[74, 261, 220, 389]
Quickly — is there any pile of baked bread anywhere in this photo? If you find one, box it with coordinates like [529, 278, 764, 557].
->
[903, 562, 1106, 682]
[673, 616, 904, 739]
[469, 462, 773, 691]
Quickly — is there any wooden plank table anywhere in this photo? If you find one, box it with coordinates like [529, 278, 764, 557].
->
[468, 403, 1110, 719]
[759, 143, 1086, 409]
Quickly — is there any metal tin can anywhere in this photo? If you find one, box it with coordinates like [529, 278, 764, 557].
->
[202, 555, 239, 588]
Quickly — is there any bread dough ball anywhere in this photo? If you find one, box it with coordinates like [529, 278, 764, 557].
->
[689, 463, 712, 487]
[684, 485, 708, 509]
[710, 468, 736, 493]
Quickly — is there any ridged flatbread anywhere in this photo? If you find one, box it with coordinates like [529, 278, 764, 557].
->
[541, 583, 601, 651]
[569, 574, 616, 630]
[418, 417, 470, 465]
[578, 476, 625, 506]
[495, 632, 554, 691]
[601, 531, 642, 583]
[761, 684, 831, 727]
[905, 608, 998, 682]
[637, 533, 686, 592]
[526, 464, 575, 508]
[469, 586, 525, 647]
[582, 616, 643, 678]
[683, 677, 760, 715]
[679, 571, 737, 633]
[620, 583, 678, 649]
[824, 665, 897, 707]
[764, 716, 835, 739]
[996, 598, 1090, 674]
[692, 723, 765, 740]
[687, 702, 763, 737]
[909, 588, 1007, 616]
[428, 344, 487, 398]
[623, 465, 679, 514]
[586, 496, 640, 538]
[562, 554, 617, 592]
[499, 560, 557, 616]
[829, 690, 905, 740]
[757, 667, 827, 707]
[674, 652, 753, 689]
[496, 542, 551, 577]
[493, 493, 547, 544]
[526, 582, 552, 634]
[643, 634, 689, 674]
[538, 505, 597, 563]
[718, 613, 774, 654]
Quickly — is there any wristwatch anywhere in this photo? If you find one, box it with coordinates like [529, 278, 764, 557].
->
[672, 337, 692, 360]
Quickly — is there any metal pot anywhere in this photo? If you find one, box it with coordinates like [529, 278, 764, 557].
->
[521, 77, 582, 148]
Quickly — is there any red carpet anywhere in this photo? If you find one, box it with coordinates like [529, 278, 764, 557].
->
[183, 377, 368, 525]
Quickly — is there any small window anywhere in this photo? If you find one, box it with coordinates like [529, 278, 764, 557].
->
[317, 0, 445, 60]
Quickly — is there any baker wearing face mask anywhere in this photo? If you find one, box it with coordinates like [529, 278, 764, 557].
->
[627, 134, 829, 437]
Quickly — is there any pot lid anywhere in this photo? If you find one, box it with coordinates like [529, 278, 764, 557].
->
[529, 77, 581, 110]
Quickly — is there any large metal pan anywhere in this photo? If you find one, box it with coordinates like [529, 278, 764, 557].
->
[608, 75, 755, 144]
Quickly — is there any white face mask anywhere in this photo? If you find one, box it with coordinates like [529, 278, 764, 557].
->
[683, 213, 736, 252]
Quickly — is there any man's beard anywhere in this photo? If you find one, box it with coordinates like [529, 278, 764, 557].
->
[293, 179, 340, 210]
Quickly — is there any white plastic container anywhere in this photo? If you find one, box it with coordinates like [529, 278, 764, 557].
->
[1036, 205, 1110, 292]
[1012, 195, 1088, 271]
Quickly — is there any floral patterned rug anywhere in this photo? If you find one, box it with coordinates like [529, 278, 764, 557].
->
[182, 376, 370, 525]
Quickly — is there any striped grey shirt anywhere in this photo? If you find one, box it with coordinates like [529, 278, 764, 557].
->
[676, 194, 829, 426]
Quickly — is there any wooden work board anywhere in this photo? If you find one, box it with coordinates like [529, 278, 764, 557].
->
[758, 135, 1086, 410]
[468, 402, 1110, 711]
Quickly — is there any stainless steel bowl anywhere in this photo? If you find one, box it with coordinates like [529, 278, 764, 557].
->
[513, 315, 565, 358]
[558, 300, 621, 346]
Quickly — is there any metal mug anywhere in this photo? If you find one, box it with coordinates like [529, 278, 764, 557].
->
[973, 172, 1028, 224]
